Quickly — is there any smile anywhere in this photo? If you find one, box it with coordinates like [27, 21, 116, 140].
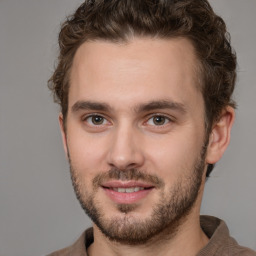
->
[112, 187, 145, 193]
[101, 181, 154, 204]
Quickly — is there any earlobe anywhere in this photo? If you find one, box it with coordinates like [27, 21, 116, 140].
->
[206, 106, 235, 164]
[58, 113, 68, 159]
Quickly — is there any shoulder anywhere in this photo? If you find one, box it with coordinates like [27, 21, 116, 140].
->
[46, 228, 93, 256]
[216, 221, 256, 256]
[230, 243, 256, 256]
[199, 216, 256, 256]
[46, 247, 70, 256]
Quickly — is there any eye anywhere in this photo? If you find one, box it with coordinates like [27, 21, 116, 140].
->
[85, 115, 108, 126]
[147, 115, 171, 126]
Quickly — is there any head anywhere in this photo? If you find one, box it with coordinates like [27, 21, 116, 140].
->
[48, 0, 236, 244]
[49, 0, 236, 177]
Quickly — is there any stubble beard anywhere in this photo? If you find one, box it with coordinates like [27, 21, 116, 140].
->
[69, 144, 207, 245]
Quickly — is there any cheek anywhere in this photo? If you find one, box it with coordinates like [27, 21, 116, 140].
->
[67, 130, 109, 174]
[144, 131, 204, 178]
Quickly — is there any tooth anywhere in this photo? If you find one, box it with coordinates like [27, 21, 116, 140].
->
[117, 188, 126, 193]
[112, 187, 145, 193]
[125, 188, 135, 193]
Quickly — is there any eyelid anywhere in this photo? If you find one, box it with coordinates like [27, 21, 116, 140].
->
[81, 112, 174, 126]
[82, 112, 101, 120]
[82, 113, 112, 126]
[144, 113, 174, 126]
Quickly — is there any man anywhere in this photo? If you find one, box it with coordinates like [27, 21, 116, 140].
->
[47, 0, 256, 255]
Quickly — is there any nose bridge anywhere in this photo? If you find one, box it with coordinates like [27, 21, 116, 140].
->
[107, 121, 144, 170]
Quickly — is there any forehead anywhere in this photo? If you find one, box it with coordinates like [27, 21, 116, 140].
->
[69, 37, 203, 113]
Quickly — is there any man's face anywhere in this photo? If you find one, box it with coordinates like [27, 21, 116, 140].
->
[62, 38, 209, 244]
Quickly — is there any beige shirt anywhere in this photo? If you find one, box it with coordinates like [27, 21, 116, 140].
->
[47, 216, 256, 256]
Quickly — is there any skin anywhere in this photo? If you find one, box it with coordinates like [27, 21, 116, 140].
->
[59, 37, 235, 256]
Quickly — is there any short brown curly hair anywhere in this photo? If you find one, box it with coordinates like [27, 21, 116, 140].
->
[48, 0, 237, 176]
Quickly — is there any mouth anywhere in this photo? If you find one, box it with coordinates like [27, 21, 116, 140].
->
[101, 181, 155, 204]
[111, 187, 146, 193]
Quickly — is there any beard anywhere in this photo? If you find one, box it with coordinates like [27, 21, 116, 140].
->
[69, 143, 207, 245]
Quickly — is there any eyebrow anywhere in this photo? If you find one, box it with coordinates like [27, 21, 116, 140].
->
[71, 100, 187, 114]
[134, 100, 187, 114]
[71, 101, 112, 113]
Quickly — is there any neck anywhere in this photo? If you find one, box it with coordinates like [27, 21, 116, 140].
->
[88, 177, 209, 256]
[88, 178, 209, 256]
[88, 211, 209, 256]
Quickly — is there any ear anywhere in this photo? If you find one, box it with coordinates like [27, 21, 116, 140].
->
[59, 113, 68, 159]
[206, 106, 235, 164]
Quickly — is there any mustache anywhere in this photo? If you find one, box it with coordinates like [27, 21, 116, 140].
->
[92, 168, 164, 189]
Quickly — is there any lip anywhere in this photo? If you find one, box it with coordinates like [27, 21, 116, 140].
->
[102, 180, 154, 189]
[101, 180, 155, 204]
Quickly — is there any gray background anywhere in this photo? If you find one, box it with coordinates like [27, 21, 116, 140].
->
[0, 0, 255, 255]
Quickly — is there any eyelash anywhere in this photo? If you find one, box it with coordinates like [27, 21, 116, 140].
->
[82, 114, 110, 126]
[145, 114, 172, 127]
[82, 113, 173, 128]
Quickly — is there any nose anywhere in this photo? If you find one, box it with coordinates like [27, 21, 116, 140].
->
[107, 124, 145, 170]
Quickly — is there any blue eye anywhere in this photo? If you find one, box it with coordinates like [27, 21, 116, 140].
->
[147, 115, 170, 126]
